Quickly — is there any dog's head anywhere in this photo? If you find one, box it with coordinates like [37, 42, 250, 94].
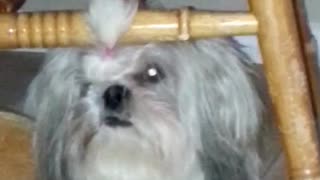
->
[24, 39, 262, 180]
[23, 1, 263, 179]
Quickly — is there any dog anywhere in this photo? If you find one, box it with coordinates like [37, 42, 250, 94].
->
[23, 0, 280, 179]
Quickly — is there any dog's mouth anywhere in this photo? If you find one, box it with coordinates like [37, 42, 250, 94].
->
[104, 116, 133, 128]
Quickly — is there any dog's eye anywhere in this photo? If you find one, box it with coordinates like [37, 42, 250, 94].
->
[80, 82, 91, 97]
[143, 64, 165, 83]
[135, 63, 165, 84]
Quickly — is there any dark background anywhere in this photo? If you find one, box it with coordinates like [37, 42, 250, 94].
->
[0, 51, 43, 111]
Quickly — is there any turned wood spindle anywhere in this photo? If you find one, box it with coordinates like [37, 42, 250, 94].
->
[249, 0, 320, 179]
[292, 0, 320, 125]
[0, 9, 257, 48]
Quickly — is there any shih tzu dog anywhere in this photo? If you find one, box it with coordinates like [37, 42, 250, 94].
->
[23, 0, 280, 180]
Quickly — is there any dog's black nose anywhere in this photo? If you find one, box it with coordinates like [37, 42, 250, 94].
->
[103, 85, 130, 111]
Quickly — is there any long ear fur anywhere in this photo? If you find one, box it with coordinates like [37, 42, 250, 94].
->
[23, 49, 84, 180]
[177, 38, 263, 179]
[23, 49, 83, 120]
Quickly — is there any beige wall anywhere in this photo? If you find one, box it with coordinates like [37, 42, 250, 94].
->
[21, 0, 247, 11]
[21, 0, 87, 11]
[306, 0, 320, 23]
[21, 0, 319, 23]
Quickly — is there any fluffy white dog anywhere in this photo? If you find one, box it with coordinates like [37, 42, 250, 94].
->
[24, 0, 279, 179]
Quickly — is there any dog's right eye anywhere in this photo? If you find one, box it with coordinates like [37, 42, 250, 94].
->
[80, 82, 91, 97]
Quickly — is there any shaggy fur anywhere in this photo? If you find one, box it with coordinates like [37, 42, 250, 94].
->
[24, 0, 275, 179]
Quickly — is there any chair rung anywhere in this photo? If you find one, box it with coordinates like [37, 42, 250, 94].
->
[0, 10, 257, 49]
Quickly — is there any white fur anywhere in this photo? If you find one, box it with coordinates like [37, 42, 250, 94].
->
[87, 0, 138, 48]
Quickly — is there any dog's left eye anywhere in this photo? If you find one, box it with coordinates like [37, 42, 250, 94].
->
[135, 63, 165, 84]
[144, 64, 165, 83]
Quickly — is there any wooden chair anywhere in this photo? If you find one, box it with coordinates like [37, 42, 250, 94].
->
[1, 0, 320, 179]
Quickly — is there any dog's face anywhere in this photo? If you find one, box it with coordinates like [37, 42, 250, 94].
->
[25, 39, 262, 180]
[69, 44, 200, 180]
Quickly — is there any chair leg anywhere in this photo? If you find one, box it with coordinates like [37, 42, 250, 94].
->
[292, 0, 320, 128]
[249, 0, 320, 179]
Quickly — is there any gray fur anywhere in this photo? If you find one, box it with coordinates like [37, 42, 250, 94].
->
[24, 37, 269, 180]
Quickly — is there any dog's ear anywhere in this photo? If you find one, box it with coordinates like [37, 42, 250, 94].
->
[176, 39, 263, 178]
[177, 38, 263, 151]
[23, 49, 84, 180]
[23, 49, 83, 121]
